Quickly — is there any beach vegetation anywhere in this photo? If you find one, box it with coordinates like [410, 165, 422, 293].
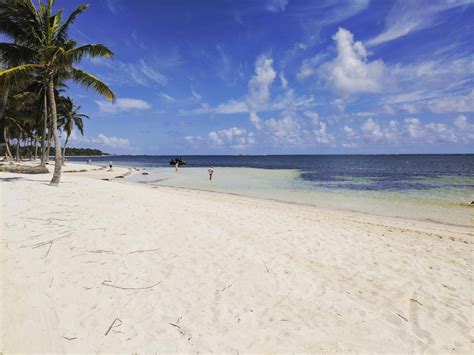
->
[0, 0, 115, 185]
[57, 96, 89, 163]
[0, 145, 108, 158]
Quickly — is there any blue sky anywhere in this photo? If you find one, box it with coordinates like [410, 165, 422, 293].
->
[57, 0, 474, 154]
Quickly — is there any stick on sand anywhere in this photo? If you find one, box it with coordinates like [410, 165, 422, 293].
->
[101, 280, 162, 290]
[105, 318, 122, 336]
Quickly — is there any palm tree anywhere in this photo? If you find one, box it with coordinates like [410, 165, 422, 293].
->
[0, 0, 38, 110]
[57, 96, 88, 162]
[2, 84, 37, 161]
[0, 0, 38, 161]
[0, 0, 115, 186]
[26, 80, 50, 165]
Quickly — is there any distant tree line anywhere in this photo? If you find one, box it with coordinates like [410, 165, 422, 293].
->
[62, 147, 109, 156]
[0, 145, 108, 158]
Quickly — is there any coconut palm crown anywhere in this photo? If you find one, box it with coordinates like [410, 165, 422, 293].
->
[58, 95, 89, 160]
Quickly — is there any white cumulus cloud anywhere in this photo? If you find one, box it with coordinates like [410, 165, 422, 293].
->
[319, 28, 387, 94]
[247, 55, 277, 112]
[454, 115, 474, 142]
[342, 116, 469, 147]
[208, 127, 256, 149]
[96, 133, 130, 148]
[69, 131, 130, 149]
[184, 135, 203, 145]
[362, 118, 400, 143]
[262, 110, 334, 147]
[427, 90, 474, 113]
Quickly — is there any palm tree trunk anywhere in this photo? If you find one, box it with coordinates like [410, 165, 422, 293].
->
[29, 137, 33, 160]
[0, 85, 9, 121]
[40, 91, 48, 166]
[1, 86, 11, 162]
[48, 81, 62, 186]
[26, 137, 30, 159]
[46, 125, 52, 161]
[62, 135, 69, 165]
[3, 125, 13, 163]
[15, 136, 20, 162]
[34, 135, 38, 160]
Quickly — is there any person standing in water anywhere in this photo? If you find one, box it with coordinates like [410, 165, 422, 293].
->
[208, 166, 214, 180]
[108, 160, 113, 171]
[175, 161, 179, 172]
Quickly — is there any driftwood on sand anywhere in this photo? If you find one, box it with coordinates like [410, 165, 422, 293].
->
[0, 164, 49, 174]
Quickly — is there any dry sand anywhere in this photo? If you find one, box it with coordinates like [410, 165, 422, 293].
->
[0, 163, 472, 353]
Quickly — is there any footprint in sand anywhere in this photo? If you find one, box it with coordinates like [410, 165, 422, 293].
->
[409, 292, 434, 349]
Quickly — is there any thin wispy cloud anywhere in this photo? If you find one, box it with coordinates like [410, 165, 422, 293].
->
[90, 57, 168, 87]
[265, 0, 289, 13]
[96, 98, 151, 114]
[106, 0, 123, 16]
[138, 59, 168, 86]
[367, 0, 474, 46]
[289, 0, 370, 26]
[191, 89, 202, 101]
[215, 44, 233, 82]
[160, 93, 176, 102]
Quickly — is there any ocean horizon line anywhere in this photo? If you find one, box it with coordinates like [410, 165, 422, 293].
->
[79, 153, 474, 157]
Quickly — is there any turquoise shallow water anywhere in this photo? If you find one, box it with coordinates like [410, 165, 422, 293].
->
[128, 166, 473, 227]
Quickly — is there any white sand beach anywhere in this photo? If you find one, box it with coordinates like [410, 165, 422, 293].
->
[0, 164, 472, 353]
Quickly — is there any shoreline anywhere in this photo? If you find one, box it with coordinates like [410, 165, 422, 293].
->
[69, 160, 474, 235]
[122, 165, 473, 228]
[5, 159, 472, 229]
[2, 160, 472, 230]
[131, 181, 474, 231]
[1, 163, 472, 352]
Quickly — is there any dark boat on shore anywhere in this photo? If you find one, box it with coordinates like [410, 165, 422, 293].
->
[170, 157, 186, 166]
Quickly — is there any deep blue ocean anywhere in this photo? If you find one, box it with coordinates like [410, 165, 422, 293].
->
[69, 154, 474, 192]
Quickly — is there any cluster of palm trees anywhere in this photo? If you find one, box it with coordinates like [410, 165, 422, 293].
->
[0, 0, 115, 186]
[2, 90, 88, 162]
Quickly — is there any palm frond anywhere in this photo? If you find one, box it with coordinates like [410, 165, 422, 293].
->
[67, 44, 114, 63]
[0, 63, 41, 86]
[0, 0, 42, 44]
[73, 115, 85, 135]
[56, 4, 89, 42]
[0, 43, 37, 66]
[50, 11, 63, 40]
[70, 68, 115, 101]
[10, 90, 37, 103]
